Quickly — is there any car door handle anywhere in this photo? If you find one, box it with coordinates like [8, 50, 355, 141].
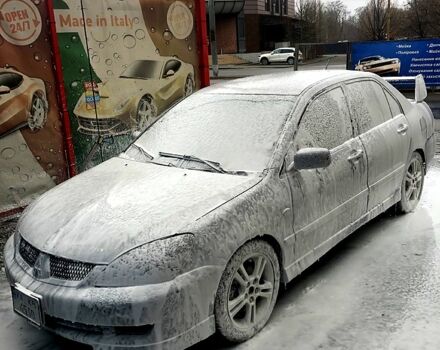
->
[397, 124, 409, 134]
[347, 149, 364, 162]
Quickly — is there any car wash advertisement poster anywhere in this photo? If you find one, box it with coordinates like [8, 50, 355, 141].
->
[349, 38, 440, 89]
[54, 0, 199, 171]
[0, 0, 68, 214]
[0, 0, 203, 214]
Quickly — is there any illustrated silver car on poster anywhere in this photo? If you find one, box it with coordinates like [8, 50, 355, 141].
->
[4, 71, 435, 349]
[355, 55, 401, 76]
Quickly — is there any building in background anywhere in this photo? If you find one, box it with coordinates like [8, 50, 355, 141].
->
[207, 0, 298, 54]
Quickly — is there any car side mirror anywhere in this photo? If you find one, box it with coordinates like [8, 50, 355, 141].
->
[164, 70, 175, 78]
[288, 148, 331, 171]
[415, 74, 427, 103]
[0, 85, 10, 95]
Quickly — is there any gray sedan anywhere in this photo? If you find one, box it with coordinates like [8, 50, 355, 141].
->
[4, 71, 435, 349]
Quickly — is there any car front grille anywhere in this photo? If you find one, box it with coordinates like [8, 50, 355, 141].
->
[49, 255, 94, 281]
[18, 238, 95, 281]
[76, 116, 129, 136]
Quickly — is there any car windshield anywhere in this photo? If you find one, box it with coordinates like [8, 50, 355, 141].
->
[361, 56, 384, 63]
[128, 94, 296, 173]
[119, 60, 162, 80]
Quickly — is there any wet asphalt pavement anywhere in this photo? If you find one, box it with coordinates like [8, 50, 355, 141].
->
[0, 156, 439, 350]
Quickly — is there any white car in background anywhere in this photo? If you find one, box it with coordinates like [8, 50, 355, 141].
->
[259, 47, 303, 65]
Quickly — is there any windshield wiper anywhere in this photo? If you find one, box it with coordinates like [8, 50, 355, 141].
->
[158, 152, 227, 174]
[132, 143, 153, 160]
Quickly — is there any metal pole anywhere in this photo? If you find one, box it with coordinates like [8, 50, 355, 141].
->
[294, 44, 299, 71]
[208, 0, 218, 77]
[387, 0, 391, 40]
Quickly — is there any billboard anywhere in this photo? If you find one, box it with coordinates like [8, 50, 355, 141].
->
[54, 0, 202, 171]
[349, 38, 440, 89]
[0, 0, 68, 214]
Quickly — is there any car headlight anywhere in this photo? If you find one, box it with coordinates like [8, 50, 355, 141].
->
[88, 233, 203, 287]
[114, 97, 131, 112]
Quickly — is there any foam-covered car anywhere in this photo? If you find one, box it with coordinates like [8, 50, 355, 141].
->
[4, 71, 435, 349]
[73, 57, 195, 136]
[355, 55, 401, 76]
[0, 69, 48, 138]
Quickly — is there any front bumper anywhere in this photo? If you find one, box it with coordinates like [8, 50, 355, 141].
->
[75, 114, 131, 137]
[4, 236, 222, 349]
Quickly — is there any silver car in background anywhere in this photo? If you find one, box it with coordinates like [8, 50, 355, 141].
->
[4, 71, 435, 349]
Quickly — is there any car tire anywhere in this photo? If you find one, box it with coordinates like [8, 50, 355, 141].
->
[28, 93, 47, 131]
[215, 239, 280, 343]
[135, 95, 157, 132]
[184, 75, 194, 97]
[260, 58, 269, 65]
[287, 57, 295, 65]
[396, 152, 425, 213]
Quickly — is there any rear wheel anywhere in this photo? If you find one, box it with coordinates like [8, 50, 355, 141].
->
[287, 57, 295, 65]
[135, 96, 157, 132]
[215, 240, 280, 343]
[396, 152, 424, 213]
[260, 58, 269, 65]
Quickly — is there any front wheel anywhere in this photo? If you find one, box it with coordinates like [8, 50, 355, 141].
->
[135, 96, 157, 132]
[184, 75, 194, 97]
[396, 152, 425, 213]
[28, 93, 47, 131]
[215, 240, 280, 343]
[260, 58, 269, 65]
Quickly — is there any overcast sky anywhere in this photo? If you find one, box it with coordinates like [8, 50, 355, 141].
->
[326, 0, 404, 14]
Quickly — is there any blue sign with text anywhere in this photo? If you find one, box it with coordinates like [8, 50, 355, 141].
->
[349, 39, 440, 89]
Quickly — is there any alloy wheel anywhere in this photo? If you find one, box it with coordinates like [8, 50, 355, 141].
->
[405, 157, 423, 204]
[227, 254, 275, 329]
[29, 95, 46, 130]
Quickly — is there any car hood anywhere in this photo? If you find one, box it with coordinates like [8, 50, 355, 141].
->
[18, 157, 259, 264]
[100, 77, 159, 97]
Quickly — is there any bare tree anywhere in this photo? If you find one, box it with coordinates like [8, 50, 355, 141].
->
[322, 1, 348, 42]
[296, 0, 323, 42]
[357, 0, 389, 40]
[405, 0, 430, 37]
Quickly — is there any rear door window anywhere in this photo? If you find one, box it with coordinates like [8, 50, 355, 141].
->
[384, 89, 403, 117]
[345, 80, 392, 134]
[297, 87, 353, 150]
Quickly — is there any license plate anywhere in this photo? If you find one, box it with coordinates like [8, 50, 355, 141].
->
[11, 284, 43, 327]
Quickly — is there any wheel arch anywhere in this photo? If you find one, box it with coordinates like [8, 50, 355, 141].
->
[414, 148, 425, 163]
[221, 234, 286, 285]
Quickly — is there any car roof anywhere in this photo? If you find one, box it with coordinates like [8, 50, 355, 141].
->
[204, 70, 374, 96]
